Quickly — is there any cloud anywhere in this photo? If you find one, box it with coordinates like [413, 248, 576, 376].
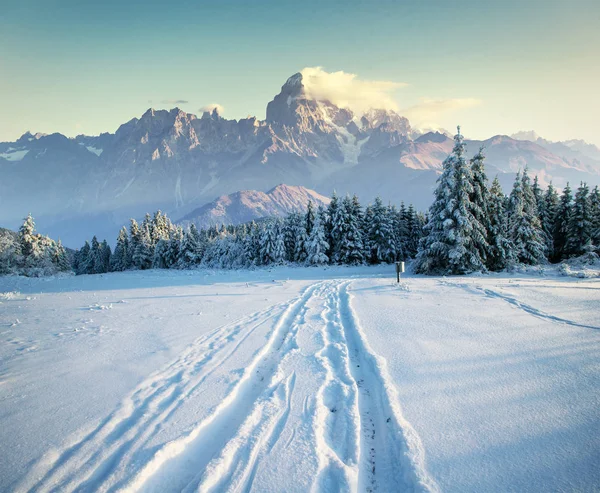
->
[199, 103, 224, 115]
[161, 99, 189, 105]
[403, 97, 482, 129]
[299, 67, 407, 114]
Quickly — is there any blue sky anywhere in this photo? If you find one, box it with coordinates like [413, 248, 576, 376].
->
[1, 0, 599, 144]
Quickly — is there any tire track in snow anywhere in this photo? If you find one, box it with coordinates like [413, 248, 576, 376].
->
[336, 281, 439, 493]
[443, 281, 600, 331]
[120, 281, 327, 493]
[18, 301, 290, 493]
[311, 280, 360, 491]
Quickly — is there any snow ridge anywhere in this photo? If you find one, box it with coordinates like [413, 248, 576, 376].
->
[442, 281, 600, 331]
[17, 302, 288, 493]
[338, 281, 440, 493]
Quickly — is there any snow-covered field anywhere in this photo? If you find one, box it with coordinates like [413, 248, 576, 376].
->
[0, 266, 598, 492]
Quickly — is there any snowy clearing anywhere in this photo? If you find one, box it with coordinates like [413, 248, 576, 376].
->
[0, 266, 598, 492]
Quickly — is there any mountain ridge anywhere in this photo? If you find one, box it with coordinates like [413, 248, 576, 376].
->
[2, 71, 599, 247]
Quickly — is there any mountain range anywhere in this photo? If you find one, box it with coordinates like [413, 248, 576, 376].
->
[2, 71, 599, 247]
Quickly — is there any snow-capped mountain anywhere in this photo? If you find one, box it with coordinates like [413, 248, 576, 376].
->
[178, 184, 330, 229]
[2, 71, 599, 247]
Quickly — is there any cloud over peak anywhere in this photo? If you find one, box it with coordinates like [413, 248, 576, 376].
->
[199, 103, 224, 115]
[299, 67, 407, 114]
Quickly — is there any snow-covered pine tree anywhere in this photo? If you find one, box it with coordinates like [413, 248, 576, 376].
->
[567, 182, 593, 256]
[508, 169, 547, 265]
[416, 127, 487, 274]
[19, 213, 41, 267]
[272, 219, 287, 265]
[110, 227, 129, 271]
[152, 239, 169, 269]
[487, 177, 515, 271]
[415, 137, 456, 274]
[337, 194, 365, 265]
[90, 236, 103, 274]
[151, 210, 172, 247]
[288, 213, 308, 263]
[305, 200, 316, 237]
[406, 204, 422, 258]
[387, 205, 403, 261]
[259, 219, 277, 265]
[590, 185, 600, 245]
[327, 192, 343, 263]
[532, 175, 543, 215]
[164, 226, 184, 268]
[77, 241, 92, 275]
[100, 240, 111, 273]
[539, 182, 559, 258]
[133, 223, 153, 270]
[362, 204, 374, 260]
[179, 225, 201, 267]
[553, 182, 574, 260]
[242, 221, 260, 267]
[366, 197, 395, 264]
[128, 219, 140, 268]
[306, 208, 329, 265]
[470, 146, 492, 263]
[51, 239, 71, 272]
[394, 202, 409, 258]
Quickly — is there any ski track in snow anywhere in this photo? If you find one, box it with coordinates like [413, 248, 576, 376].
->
[441, 281, 600, 331]
[19, 280, 437, 493]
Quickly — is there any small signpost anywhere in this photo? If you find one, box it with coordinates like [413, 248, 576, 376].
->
[395, 261, 405, 283]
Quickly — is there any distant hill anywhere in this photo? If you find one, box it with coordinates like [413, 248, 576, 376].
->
[178, 184, 330, 229]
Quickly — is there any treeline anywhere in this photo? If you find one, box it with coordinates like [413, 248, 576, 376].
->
[415, 127, 600, 274]
[3, 127, 599, 278]
[0, 215, 71, 276]
[73, 198, 427, 274]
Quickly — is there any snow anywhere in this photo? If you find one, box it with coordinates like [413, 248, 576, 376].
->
[0, 147, 29, 161]
[0, 266, 598, 492]
[86, 146, 104, 156]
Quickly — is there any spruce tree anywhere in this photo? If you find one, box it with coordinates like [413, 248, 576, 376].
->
[416, 127, 487, 274]
[553, 183, 573, 260]
[19, 213, 38, 264]
[305, 200, 315, 237]
[469, 146, 492, 263]
[90, 236, 103, 274]
[508, 170, 547, 265]
[153, 239, 169, 269]
[77, 241, 92, 275]
[100, 240, 111, 273]
[540, 183, 559, 259]
[133, 223, 153, 269]
[272, 219, 287, 264]
[590, 186, 600, 245]
[305, 209, 329, 265]
[179, 226, 201, 267]
[567, 182, 593, 256]
[327, 192, 341, 262]
[165, 226, 184, 268]
[367, 197, 395, 264]
[338, 195, 365, 265]
[128, 219, 141, 267]
[487, 177, 515, 271]
[111, 227, 129, 271]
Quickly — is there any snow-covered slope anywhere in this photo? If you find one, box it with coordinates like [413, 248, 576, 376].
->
[2, 72, 600, 247]
[1, 267, 598, 492]
[178, 184, 331, 228]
